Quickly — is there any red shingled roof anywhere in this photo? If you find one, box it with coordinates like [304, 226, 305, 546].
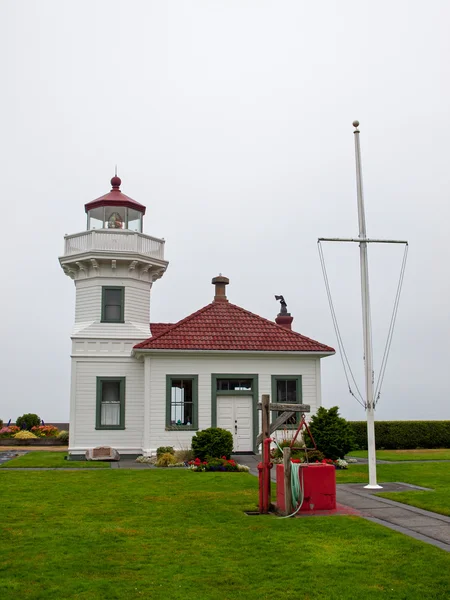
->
[135, 302, 334, 353]
[150, 323, 174, 337]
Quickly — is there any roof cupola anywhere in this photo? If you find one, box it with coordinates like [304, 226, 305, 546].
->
[84, 174, 146, 232]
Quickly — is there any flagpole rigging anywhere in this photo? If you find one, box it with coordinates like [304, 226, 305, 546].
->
[319, 121, 408, 489]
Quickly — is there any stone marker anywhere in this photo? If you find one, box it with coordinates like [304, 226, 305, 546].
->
[85, 446, 120, 461]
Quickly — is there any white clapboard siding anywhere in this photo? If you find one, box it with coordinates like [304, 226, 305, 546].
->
[73, 278, 151, 338]
[147, 354, 319, 452]
[70, 358, 144, 453]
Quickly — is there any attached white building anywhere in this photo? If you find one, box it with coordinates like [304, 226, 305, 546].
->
[60, 176, 334, 458]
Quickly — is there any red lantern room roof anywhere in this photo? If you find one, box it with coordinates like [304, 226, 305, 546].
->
[84, 176, 147, 215]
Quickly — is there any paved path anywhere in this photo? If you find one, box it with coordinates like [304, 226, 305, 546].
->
[231, 454, 450, 553]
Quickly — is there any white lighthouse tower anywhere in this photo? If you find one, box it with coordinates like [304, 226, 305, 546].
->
[59, 175, 168, 457]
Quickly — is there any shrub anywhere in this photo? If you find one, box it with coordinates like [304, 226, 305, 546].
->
[308, 406, 356, 460]
[156, 446, 174, 458]
[349, 420, 450, 450]
[156, 452, 177, 467]
[301, 449, 326, 463]
[191, 428, 233, 460]
[16, 414, 41, 430]
[0, 419, 3, 429]
[57, 430, 69, 443]
[13, 430, 38, 439]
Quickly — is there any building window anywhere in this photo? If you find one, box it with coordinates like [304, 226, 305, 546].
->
[216, 378, 253, 392]
[271, 376, 302, 427]
[166, 375, 198, 430]
[101, 287, 124, 323]
[96, 377, 125, 430]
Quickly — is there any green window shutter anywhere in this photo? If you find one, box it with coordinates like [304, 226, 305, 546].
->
[96, 377, 126, 430]
[101, 287, 125, 323]
[165, 375, 198, 430]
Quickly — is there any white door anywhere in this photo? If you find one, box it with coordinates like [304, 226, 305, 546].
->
[217, 396, 253, 452]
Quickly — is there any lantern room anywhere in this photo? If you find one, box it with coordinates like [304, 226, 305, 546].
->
[85, 175, 146, 232]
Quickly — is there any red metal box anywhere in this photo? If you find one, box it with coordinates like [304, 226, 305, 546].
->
[276, 463, 336, 513]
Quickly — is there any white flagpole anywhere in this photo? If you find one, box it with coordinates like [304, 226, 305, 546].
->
[353, 120, 382, 489]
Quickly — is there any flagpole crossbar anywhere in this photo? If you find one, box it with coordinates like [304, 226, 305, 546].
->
[318, 237, 408, 245]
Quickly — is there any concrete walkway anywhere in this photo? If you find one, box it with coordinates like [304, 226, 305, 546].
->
[231, 454, 450, 553]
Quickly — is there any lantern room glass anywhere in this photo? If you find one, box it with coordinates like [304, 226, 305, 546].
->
[87, 206, 143, 232]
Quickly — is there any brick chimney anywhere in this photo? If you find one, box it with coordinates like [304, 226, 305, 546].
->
[212, 274, 229, 302]
[275, 294, 293, 330]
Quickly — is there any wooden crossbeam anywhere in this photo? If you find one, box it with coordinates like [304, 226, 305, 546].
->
[257, 403, 310, 412]
[256, 411, 295, 446]
[256, 396, 311, 447]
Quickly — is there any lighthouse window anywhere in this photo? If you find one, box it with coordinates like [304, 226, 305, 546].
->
[101, 287, 125, 323]
[96, 377, 125, 430]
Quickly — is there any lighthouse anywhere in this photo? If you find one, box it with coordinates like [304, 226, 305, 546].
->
[59, 175, 168, 455]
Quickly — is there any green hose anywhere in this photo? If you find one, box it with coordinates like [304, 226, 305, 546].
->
[279, 462, 305, 519]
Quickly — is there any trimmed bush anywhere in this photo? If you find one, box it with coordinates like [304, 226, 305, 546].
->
[349, 420, 450, 450]
[191, 427, 233, 460]
[16, 414, 41, 430]
[308, 406, 356, 460]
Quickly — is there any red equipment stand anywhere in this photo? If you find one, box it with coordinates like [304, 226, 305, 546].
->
[276, 463, 336, 513]
[257, 437, 273, 514]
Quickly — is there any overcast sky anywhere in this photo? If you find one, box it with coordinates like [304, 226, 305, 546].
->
[1, 1, 449, 423]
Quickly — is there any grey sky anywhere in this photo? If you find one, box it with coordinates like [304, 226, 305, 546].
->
[1, 1, 449, 422]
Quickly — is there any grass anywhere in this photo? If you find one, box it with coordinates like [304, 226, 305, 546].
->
[348, 449, 450, 461]
[0, 451, 109, 469]
[336, 462, 450, 516]
[0, 470, 449, 600]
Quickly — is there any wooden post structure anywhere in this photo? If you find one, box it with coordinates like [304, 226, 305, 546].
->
[283, 447, 293, 515]
[256, 395, 311, 514]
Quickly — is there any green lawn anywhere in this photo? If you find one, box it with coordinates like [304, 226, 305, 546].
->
[348, 449, 450, 461]
[0, 451, 109, 469]
[0, 470, 449, 599]
[336, 462, 450, 516]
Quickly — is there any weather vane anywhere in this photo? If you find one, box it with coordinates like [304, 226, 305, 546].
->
[275, 295, 288, 315]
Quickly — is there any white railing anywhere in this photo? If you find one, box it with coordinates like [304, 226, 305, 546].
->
[64, 230, 165, 260]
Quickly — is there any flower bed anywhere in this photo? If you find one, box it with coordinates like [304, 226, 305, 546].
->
[0, 424, 67, 446]
[188, 457, 249, 472]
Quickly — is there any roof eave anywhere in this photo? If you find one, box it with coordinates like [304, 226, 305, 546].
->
[132, 348, 335, 358]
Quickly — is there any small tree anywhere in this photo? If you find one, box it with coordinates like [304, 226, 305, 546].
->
[308, 406, 355, 460]
[15, 413, 41, 430]
[191, 428, 233, 460]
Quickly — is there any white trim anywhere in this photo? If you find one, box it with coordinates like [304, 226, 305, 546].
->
[69, 359, 77, 449]
[315, 358, 322, 408]
[143, 356, 151, 450]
